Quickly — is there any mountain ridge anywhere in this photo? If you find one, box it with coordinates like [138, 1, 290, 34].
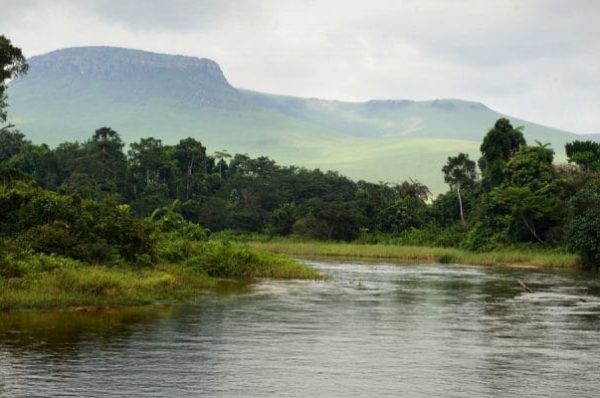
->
[6, 46, 598, 192]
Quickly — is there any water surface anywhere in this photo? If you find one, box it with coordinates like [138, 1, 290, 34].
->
[1, 261, 599, 397]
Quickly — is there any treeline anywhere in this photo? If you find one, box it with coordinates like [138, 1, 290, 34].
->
[1, 118, 600, 268]
[1, 35, 599, 269]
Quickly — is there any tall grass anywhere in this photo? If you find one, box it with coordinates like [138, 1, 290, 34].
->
[158, 237, 320, 279]
[0, 237, 320, 311]
[245, 240, 580, 268]
[0, 262, 215, 311]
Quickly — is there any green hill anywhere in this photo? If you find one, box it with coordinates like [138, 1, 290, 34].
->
[6, 46, 597, 193]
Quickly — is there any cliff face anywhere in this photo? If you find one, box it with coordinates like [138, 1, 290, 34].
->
[16, 46, 251, 109]
[26, 47, 228, 82]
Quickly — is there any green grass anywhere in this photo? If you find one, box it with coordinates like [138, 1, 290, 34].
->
[158, 237, 321, 279]
[0, 239, 320, 311]
[245, 240, 580, 269]
[0, 263, 215, 311]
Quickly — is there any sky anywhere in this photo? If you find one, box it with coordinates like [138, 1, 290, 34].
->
[2, 0, 599, 134]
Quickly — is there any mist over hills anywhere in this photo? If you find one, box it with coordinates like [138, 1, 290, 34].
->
[6, 46, 597, 193]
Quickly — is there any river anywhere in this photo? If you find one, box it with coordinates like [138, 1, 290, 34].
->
[1, 260, 599, 397]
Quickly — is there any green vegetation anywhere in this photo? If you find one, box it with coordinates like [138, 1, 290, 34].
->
[245, 240, 579, 269]
[0, 236, 318, 311]
[1, 34, 27, 130]
[0, 259, 215, 311]
[7, 46, 594, 193]
[0, 179, 317, 310]
[1, 35, 598, 312]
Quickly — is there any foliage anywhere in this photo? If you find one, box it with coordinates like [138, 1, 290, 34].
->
[0, 116, 593, 267]
[489, 144, 566, 244]
[565, 140, 600, 171]
[1, 35, 28, 125]
[0, 184, 156, 263]
[183, 240, 320, 279]
[442, 153, 477, 223]
[478, 118, 526, 190]
[0, 41, 596, 275]
[567, 179, 600, 269]
[442, 153, 477, 190]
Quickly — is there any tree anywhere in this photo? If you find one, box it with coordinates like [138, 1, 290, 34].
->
[479, 118, 526, 189]
[213, 149, 231, 179]
[376, 180, 431, 233]
[128, 137, 173, 199]
[568, 179, 600, 269]
[174, 137, 207, 200]
[490, 144, 564, 244]
[394, 179, 430, 202]
[85, 127, 128, 198]
[0, 130, 29, 162]
[1, 35, 28, 130]
[442, 153, 477, 223]
[565, 140, 600, 171]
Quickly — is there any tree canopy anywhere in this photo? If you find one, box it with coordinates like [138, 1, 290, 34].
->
[1, 35, 28, 126]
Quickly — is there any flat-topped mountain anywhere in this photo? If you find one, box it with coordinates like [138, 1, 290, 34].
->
[6, 46, 597, 192]
[19, 46, 251, 109]
[27, 47, 227, 79]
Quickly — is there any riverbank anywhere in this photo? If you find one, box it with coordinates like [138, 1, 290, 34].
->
[0, 240, 320, 311]
[245, 240, 580, 268]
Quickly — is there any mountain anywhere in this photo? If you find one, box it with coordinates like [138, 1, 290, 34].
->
[6, 46, 597, 193]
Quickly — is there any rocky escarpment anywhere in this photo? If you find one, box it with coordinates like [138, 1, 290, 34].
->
[27, 46, 227, 82]
[16, 46, 253, 109]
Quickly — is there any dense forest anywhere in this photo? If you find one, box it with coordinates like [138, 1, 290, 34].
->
[2, 118, 600, 267]
[2, 35, 600, 271]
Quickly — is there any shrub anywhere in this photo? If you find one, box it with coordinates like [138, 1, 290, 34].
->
[1, 185, 157, 263]
[567, 180, 600, 269]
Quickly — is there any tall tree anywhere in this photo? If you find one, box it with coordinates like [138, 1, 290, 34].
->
[0, 35, 28, 130]
[88, 127, 127, 191]
[442, 153, 477, 223]
[479, 118, 526, 190]
[394, 179, 430, 202]
[565, 140, 600, 172]
[568, 178, 600, 269]
[213, 149, 231, 179]
[174, 137, 207, 200]
[128, 138, 170, 187]
[490, 144, 563, 244]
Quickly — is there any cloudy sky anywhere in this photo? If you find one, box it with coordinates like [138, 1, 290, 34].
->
[2, 0, 599, 133]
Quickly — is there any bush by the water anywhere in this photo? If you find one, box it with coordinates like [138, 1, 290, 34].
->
[0, 183, 156, 263]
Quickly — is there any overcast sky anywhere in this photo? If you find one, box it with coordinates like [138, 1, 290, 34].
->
[2, 0, 599, 133]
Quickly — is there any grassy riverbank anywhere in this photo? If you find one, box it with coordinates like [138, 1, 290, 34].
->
[245, 240, 580, 268]
[0, 239, 320, 311]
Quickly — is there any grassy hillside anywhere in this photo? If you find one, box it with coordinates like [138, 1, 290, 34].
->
[6, 46, 595, 193]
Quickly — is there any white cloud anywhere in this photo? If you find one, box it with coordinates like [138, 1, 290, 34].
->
[2, 0, 599, 133]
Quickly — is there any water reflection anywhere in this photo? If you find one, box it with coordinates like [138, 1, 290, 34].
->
[0, 261, 599, 397]
[0, 306, 173, 357]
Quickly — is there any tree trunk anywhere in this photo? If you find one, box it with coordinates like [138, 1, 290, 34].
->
[186, 156, 195, 200]
[521, 215, 545, 244]
[457, 183, 465, 224]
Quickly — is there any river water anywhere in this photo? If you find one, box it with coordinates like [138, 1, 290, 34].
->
[1, 260, 600, 397]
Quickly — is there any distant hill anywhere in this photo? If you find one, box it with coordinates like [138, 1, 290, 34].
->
[6, 46, 598, 193]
